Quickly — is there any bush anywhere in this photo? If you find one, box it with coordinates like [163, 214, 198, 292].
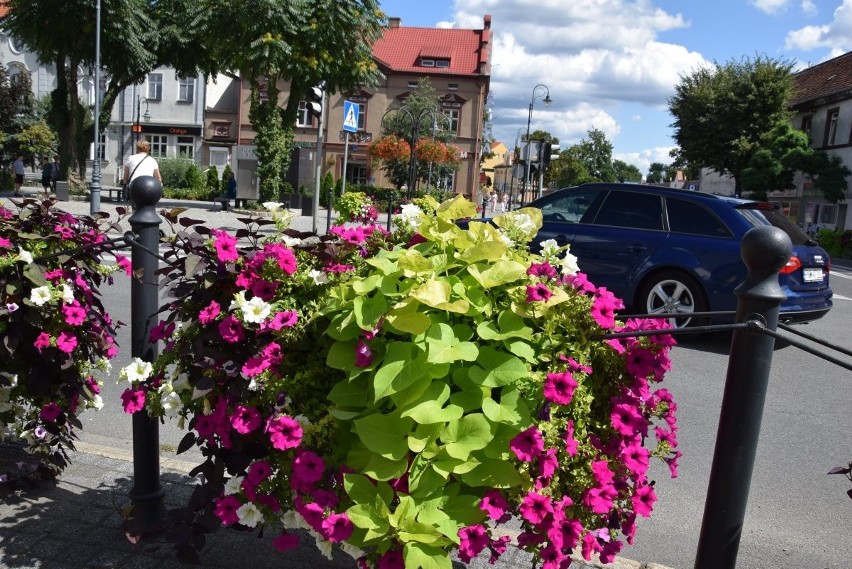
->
[319, 172, 335, 209]
[221, 164, 233, 194]
[817, 228, 844, 257]
[159, 158, 194, 189]
[184, 164, 204, 194]
[206, 166, 219, 198]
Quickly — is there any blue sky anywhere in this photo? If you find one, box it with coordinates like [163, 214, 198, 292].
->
[377, 0, 852, 175]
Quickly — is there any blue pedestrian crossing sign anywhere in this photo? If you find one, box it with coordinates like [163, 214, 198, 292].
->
[343, 100, 359, 133]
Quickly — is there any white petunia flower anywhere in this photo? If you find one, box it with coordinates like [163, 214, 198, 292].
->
[558, 250, 581, 275]
[398, 203, 424, 229]
[339, 542, 364, 560]
[236, 502, 264, 528]
[540, 239, 560, 257]
[263, 201, 283, 212]
[89, 394, 104, 410]
[293, 414, 311, 427]
[30, 286, 52, 307]
[171, 372, 190, 393]
[61, 284, 75, 304]
[513, 213, 535, 234]
[229, 290, 247, 311]
[499, 233, 514, 248]
[119, 357, 153, 384]
[224, 475, 244, 496]
[280, 509, 309, 530]
[160, 391, 182, 417]
[17, 248, 33, 264]
[307, 529, 334, 560]
[241, 296, 271, 324]
[307, 269, 328, 285]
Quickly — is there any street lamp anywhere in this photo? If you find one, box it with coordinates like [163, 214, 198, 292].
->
[90, 0, 103, 215]
[381, 104, 443, 200]
[523, 83, 552, 204]
[134, 96, 151, 144]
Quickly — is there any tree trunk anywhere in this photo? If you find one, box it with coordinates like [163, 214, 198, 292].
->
[54, 53, 72, 181]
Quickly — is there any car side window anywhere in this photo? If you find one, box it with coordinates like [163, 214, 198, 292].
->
[593, 191, 663, 230]
[538, 190, 599, 224]
[666, 198, 732, 237]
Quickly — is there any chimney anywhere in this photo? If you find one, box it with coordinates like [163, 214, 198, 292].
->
[388, 17, 401, 29]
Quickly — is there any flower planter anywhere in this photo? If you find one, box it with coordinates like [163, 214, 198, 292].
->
[301, 195, 315, 216]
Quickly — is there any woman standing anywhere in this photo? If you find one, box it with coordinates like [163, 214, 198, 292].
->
[40, 157, 52, 197]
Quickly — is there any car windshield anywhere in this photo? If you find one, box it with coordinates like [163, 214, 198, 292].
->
[736, 204, 817, 246]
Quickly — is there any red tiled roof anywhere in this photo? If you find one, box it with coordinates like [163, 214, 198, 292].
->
[372, 24, 488, 76]
[791, 51, 852, 108]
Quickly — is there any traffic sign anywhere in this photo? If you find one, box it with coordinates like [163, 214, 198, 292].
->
[343, 100, 359, 133]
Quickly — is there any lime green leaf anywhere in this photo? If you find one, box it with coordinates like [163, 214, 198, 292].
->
[347, 448, 410, 481]
[389, 495, 415, 528]
[407, 423, 443, 453]
[326, 339, 356, 370]
[442, 492, 488, 526]
[366, 256, 399, 275]
[403, 542, 453, 569]
[441, 413, 494, 460]
[328, 374, 369, 407]
[398, 250, 434, 275]
[467, 347, 528, 387]
[386, 310, 432, 336]
[467, 260, 528, 289]
[372, 342, 426, 402]
[410, 280, 450, 307]
[425, 323, 478, 364]
[482, 387, 529, 425]
[476, 310, 533, 341]
[458, 241, 507, 263]
[347, 503, 390, 532]
[345, 473, 381, 505]
[409, 464, 448, 497]
[506, 339, 537, 363]
[352, 274, 383, 295]
[353, 412, 413, 460]
[354, 294, 388, 330]
[400, 381, 463, 424]
[459, 459, 523, 488]
[433, 455, 481, 476]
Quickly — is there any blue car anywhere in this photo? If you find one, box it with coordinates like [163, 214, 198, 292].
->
[525, 183, 832, 328]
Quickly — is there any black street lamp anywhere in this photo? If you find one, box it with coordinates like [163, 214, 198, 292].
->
[523, 84, 552, 203]
[133, 96, 151, 145]
[381, 105, 444, 200]
[90, 0, 102, 215]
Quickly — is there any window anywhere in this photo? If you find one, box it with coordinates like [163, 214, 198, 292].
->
[147, 73, 163, 101]
[355, 102, 366, 130]
[296, 101, 311, 127]
[801, 115, 812, 141]
[177, 136, 195, 159]
[346, 163, 369, 185]
[407, 81, 419, 89]
[593, 191, 663, 230]
[539, 189, 599, 224]
[443, 108, 459, 134]
[420, 59, 436, 67]
[435, 59, 450, 68]
[210, 147, 229, 167]
[666, 198, 731, 237]
[145, 134, 167, 157]
[824, 108, 839, 147]
[99, 133, 107, 161]
[212, 122, 231, 137]
[178, 77, 195, 103]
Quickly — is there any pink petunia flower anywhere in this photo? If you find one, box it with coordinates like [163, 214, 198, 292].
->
[376, 549, 404, 569]
[631, 483, 657, 517]
[120, 388, 146, 414]
[591, 459, 615, 485]
[246, 460, 273, 486]
[292, 451, 325, 484]
[590, 288, 623, 328]
[56, 332, 78, 353]
[0, 235, 11, 248]
[321, 512, 354, 542]
[519, 492, 553, 525]
[149, 320, 175, 342]
[622, 442, 651, 478]
[526, 262, 558, 279]
[213, 230, 239, 263]
[272, 531, 299, 551]
[355, 339, 373, 368]
[34, 332, 51, 351]
[114, 254, 131, 276]
[214, 494, 241, 526]
[525, 282, 553, 303]
[539, 543, 565, 569]
[40, 402, 62, 422]
[199, 300, 221, 325]
[479, 489, 510, 521]
[625, 345, 657, 379]
[543, 370, 578, 405]
[611, 402, 646, 437]
[62, 304, 87, 326]
[231, 405, 262, 434]
[582, 484, 617, 515]
[250, 279, 278, 301]
[510, 426, 544, 462]
[218, 315, 245, 343]
[458, 525, 490, 563]
[266, 415, 303, 450]
[265, 310, 298, 331]
[564, 420, 579, 456]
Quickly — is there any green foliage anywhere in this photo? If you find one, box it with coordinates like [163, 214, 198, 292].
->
[205, 166, 219, 197]
[158, 158, 194, 189]
[646, 162, 666, 184]
[816, 228, 844, 257]
[669, 55, 795, 195]
[613, 159, 642, 183]
[16, 121, 56, 161]
[221, 164, 233, 193]
[184, 163, 204, 193]
[249, 83, 290, 203]
[320, 171, 335, 209]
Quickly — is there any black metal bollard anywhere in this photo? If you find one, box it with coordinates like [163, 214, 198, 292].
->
[126, 175, 167, 535]
[694, 225, 791, 569]
[386, 194, 393, 232]
[326, 186, 333, 234]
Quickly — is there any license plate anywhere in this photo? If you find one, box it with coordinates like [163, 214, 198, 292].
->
[803, 268, 824, 282]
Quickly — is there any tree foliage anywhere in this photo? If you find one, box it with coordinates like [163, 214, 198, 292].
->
[646, 162, 666, 184]
[669, 55, 796, 196]
[613, 159, 641, 183]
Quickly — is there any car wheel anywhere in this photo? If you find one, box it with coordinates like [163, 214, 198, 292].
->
[637, 270, 707, 329]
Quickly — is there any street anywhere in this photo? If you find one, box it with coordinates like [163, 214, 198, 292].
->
[78, 257, 852, 569]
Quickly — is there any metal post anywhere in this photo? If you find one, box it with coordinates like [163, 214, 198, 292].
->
[341, 131, 350, 196]
[694, 225, 791, 569]
[407, 115, 419, 200]
[126, 175, 166, 534]
[386, 193, 393, 232]
[89, 0, 102, 214]
[311, 88, 326, 234]
[326, 182, 333, 234]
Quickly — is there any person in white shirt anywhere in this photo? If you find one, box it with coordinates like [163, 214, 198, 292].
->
[123, 140, 162, 188]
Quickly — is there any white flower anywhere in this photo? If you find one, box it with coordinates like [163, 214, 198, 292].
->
[263, 201, 283, 212]
[241, 296, 271, 324]
[30, 286, 52, 307]
[398, 203, 424, 229]
[540, 239, 560, 257]
[61, 284, 74, 304]
[119, 358, 153, 384]
[192, 387, 212, 400]
[1, 372, 18, 388]
[160, 391, 182, 417]
[339, 542, 364, 560]
[229, 290, 247, 311]
[512, 213, 535, 234]
[281, 235, 301, 247]
[224, 475, 244, 496]
[558, 250, 581, 275]
[499, 233, 514, 248]
[89, 394, 104, 410]
[308, 529, 334, 559]
[171, 372, 190, 393]
[236, 502, 264, 528]
[307, 269, 329, 285]
[280, 510, 309, 530]
[17, 248, 33, 264]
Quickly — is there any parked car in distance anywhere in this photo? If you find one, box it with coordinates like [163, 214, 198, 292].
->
[523, 183, 832, 328]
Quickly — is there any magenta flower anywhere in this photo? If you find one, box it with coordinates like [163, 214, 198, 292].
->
[120, 388, 146, 414]
[214, 494, 241, 526]
[213, 230, 239, 263]
[622, 441, 650, 477]
[114, 254, 131, 276]
[263, 243, 297, 274]
[537, 447, 559, 483]
[246, 460, 273, 486]
[564, 420, 579, 456]
[376, 549, 404, 569]
[519, 492, 553, 525]
[266, 310, 298, 331]
[272, 531, 299, 551]
[241, 355, 270, 378]
[510, 426, 544, 462]
[149, 320, 175, 342]
[250, 279, 278, 301]
[632, 483, 657, 517]
[539, 543, 564, 569]
[292, 451, 325, 484]
[526, 262, 557, 279]
[0, 235, 11, 248]
[479, 489, 510, 520]
[625, 345, 656, 379]
[295, 498, 325, 532]
[591, 288, 623, 328]
[198, 300, 221, 325]
[582, 484, 617, 515]
[458, 525, 489, 563]
[543, 370, 578, 405]
[231, 405, 261, 434]
[590, 459, 614, 485]
[321, 512, 354, 542]
[62, 304, 87, 326]
[34, 332, 51, 351]
[655, 426, 678, 447]
[55, 332, 78, 353]
[218, 315, 245, 343]
[266, 415, 303, 450]
[40, 402, 62, 422]
[525, 282, 553, 303]
[354, 339, 373, 368]
[611, 402, 645, 436]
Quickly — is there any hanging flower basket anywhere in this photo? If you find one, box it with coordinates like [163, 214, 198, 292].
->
[134, 197, 679, 568]
[368, 134, 411, 163]
[415, 138, 448, 163]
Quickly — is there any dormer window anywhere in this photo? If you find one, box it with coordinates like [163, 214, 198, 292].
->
[421, 59, 435, 67]
[419, 57, 450, 68]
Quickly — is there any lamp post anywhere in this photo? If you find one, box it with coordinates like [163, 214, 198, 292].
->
[381, 105, 442, 200]
[523, 83, 551, 205]
[134, 96, 151, 145]
[89, 0, 102, 215]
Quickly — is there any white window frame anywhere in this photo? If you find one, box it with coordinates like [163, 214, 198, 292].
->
[209, 147, 229, 168]
[99, 132, 107, 161]
[177, 77, 195, 103]
[177, 136, 195, 160]
[443, 108, 460, 134]
[355, 102, 366, 131]
[296, 101, 311, 127]
[147, 73, 163, 101]
[146, 134, 167, 157]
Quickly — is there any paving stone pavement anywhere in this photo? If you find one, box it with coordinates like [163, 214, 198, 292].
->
[0, 190, 674, 569]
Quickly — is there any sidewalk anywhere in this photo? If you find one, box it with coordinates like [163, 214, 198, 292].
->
[0, 190, 672, 569]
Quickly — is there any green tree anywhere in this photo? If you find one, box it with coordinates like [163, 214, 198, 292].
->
[613, 159, 642, 183]
[206, 165, 219, 198]
[552, 148, 594, 188]
[669, 55, 795, 197]
[16, 121, 56, 161]
[667, 147, 701, 182]
[646, 162, 666, 184]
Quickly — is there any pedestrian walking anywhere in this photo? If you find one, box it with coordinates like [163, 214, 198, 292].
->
[50, 156, 60, 191]
[123, 141, 161, 200]
[40, 157, 52, 197]
[501, 193, 508, 213]
[491, 191, 498, 212]
[13, 154, 25, 197]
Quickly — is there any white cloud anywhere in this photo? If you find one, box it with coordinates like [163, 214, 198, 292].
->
[751, 0, 791, 14]
[786, 0, 852, 54]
